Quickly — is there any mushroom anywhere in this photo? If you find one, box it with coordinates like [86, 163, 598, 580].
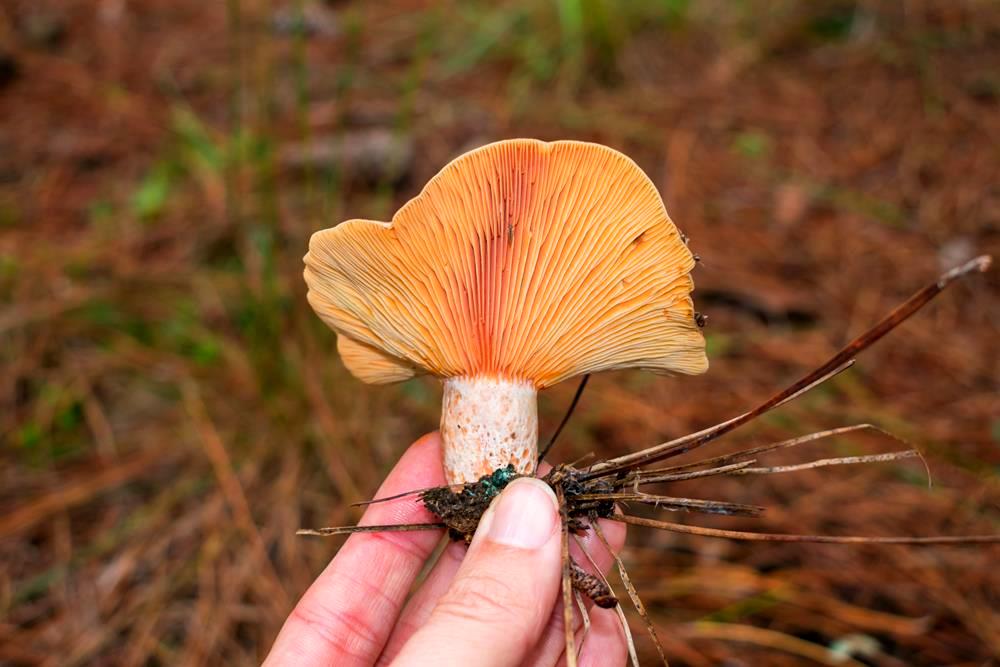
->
[304, 139, 708, 485]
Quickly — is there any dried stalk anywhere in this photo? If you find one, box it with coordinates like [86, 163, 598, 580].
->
[613, 515, 1000, 545]
[583, 256, 990, 479]
[594, 519, 668, 666]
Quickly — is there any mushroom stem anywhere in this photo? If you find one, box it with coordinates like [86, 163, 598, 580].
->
[441, 376, 538, 485]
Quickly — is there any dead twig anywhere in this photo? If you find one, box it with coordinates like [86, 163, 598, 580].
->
[585, 256, 991, 479]
[557, 484, 578, 667]
[729, 450, 920, 476]
[296, 522, 446, 536]
[538, 374, 590, 464]
[679, 622, 868, 667]
[613, 515, 1000, 545]
[0, 449, 167, 537]
[594, 519, 668, 666]
[183, 382, 290, 610]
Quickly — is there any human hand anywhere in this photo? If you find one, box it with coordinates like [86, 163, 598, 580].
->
[264, 431, 628, 667]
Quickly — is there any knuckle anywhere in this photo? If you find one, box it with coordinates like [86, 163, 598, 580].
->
[436, 568, 532, 626]
[289, 598, 381, 661]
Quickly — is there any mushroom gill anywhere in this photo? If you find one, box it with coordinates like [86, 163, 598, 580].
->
[305, 139, 707, 483]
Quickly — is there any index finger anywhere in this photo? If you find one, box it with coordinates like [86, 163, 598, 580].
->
[264, 432, 446, 667]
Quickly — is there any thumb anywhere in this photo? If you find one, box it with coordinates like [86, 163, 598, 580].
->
[390, 477, 563, 667]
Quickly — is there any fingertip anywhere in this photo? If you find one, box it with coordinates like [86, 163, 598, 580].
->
[578, 606, 629, 667]
[570, 516, 626, 575]
[377, 431, 444, 496]
[597, 516, 627, 553]
[359, 432, 445, 527]
[397, 430, 442, 470]
[411, 429, 442, 453]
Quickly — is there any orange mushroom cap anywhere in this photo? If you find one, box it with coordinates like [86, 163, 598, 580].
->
[304, 139, 707, 389]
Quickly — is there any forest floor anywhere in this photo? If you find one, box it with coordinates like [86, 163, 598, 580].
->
[1, 1, 998, 665]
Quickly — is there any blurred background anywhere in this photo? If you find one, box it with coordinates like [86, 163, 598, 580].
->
[1, 0, 998, 664]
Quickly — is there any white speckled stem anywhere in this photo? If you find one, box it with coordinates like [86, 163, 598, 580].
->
[440, 377, 538, 485]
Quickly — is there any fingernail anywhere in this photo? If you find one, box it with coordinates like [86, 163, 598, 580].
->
[483, 478, 559, 549]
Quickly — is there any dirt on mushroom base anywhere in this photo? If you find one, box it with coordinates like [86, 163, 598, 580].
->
[423, 464, 621, 611]
[422, 464, 521, 543]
